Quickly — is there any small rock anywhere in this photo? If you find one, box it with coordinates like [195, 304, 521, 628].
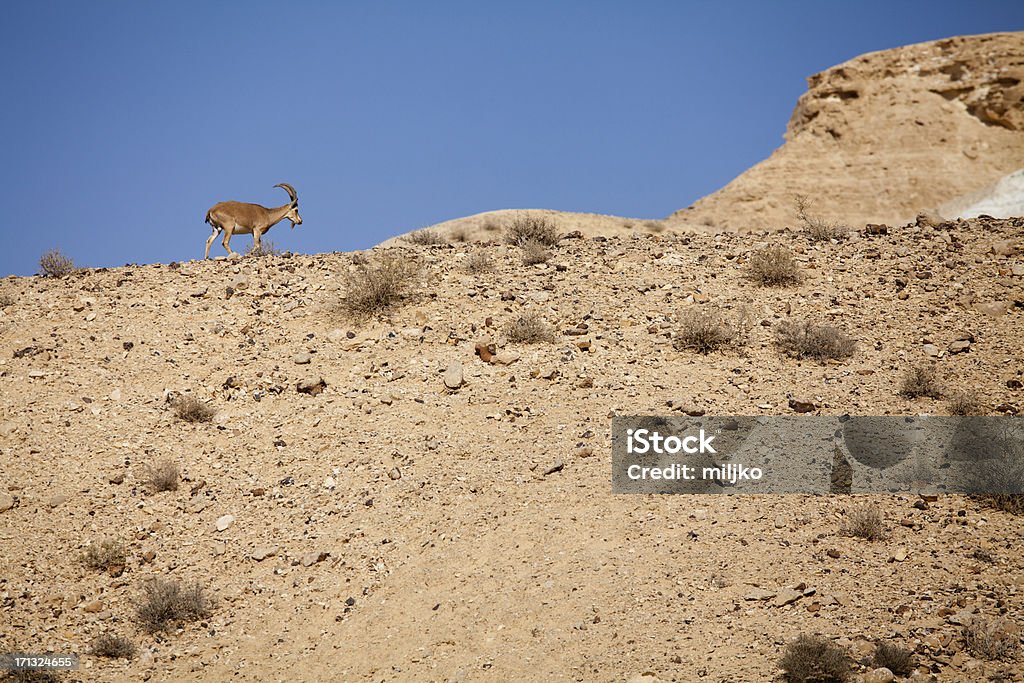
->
[296, 376, 326, 395]
[443, 362, 464, 390]
[216, 514, 234, 532]
[773, 515, 787, 529]
[774, 587, 804, 607]
[743, 588, 776, 601]
[892, 548, 909, 562]
[141, 550, 156, 564]
[990, 239, 1018, 256]
[190, 287, 208, 298]
[252, 545, 278, 561]
[490, 351, 520, 366]
[292, 352, 312, 365]
[388, 468, 401, 481]
[863, 668, 895, 683]
[327, 329, 347, 342]
[108, 472, 124, 485]
[975, 301, 1008, 317]
[543, 460, 564, 476]
[302, 551, 328, 567]
[788, 398, 816, 413]
[0, 493, 14, 512]
[48, 494, 68, 508]
[947, 340, 971, 354]
[922, 343, 939, 357]
[82, 599, 104, 613]
[474, 342, 496, 363]
[109, 388, 121, 401]
[323, 476, 337, 490]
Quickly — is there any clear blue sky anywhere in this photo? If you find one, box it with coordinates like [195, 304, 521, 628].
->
[1, 2, 1021, 276]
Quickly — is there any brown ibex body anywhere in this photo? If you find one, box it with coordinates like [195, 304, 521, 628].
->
[204, 183, 302, 259]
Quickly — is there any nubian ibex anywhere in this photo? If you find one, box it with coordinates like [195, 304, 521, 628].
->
[204, 183, 302, 259]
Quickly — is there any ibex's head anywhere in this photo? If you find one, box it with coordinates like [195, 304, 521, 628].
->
[275, 183, 302, 228]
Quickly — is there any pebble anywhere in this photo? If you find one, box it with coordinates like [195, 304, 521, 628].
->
[788, 398, 816, 413]
[922, 343, 939, 357]
[216, 514, 234, 532]
[863, 668, 895, 683]
[975, 301, 1007, 317]
[82, 599, 104, 613]
[296, 376, 326, 395]
[252, 545, 278, 561]
[543, 460, 565, 476]
[323, 475, 337, 489]
[490, 351, 520, 366]
[48, 494, 68, 508]
[947, 340, 971, 354]
[773, 587, 804, 607]
[292, 352, 312, 365]
[0, 493, 14, 512]
[302, 551, 328, 567]
[443, 362, 464, 390]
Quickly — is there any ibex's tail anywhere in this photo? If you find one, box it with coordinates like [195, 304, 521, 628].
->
[205, 210, 213, 225]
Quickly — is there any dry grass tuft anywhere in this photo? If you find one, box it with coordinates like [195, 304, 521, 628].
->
[899, 365, 942, 399]
[962, 617, 1018, 661]
[774, 320, 855, 362]
[796, 195, 845, 242]
[0, 291, 14, 307]
[840, 506, 887, 541]
[644, 220, 667, 233]
[872, 642, 915, 675]
[403, 229, 446, 246]
[948, 391, 983, 416]
[136, 578, 212, 634]
[39, 249, 77, 278]
[673, 308, 738, 355]
[90, 633, 137, 659]
[342, 254, 420, 316]
[145, 459, 180, 493]
[173, 395, 215, 423]
[520, 239, 551, 265]
[463, 250, 495, 273]
[82, 538, 126, 572]
[748, 246, 801, 286]
[779, 634, 850, 683]
[504, 314, 555, 344]
[505, 214, 559, 247]
[246, 239, 282, 257]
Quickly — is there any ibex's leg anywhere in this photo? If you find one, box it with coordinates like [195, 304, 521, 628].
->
[222, 228, 237, 257]
[204, 227, 221, 260]
[252, 230, 263, 256]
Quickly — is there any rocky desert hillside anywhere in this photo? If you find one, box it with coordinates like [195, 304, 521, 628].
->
[410, 32, 1024, 244]
[671, 32, 1024, 232]
[1, 213, 1022, 681]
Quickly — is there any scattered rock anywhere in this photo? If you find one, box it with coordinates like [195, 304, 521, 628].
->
[863, 668, 895, 683]
[990, 239, 1018, 256]
[490, 351, 520, 366]
[216, 514, 234, 532]
[82, 599, 104, 613]
[252, 545, 278, 561]
[292, 352, 312, 365]
[947, 340, 971, 354]
[773, 587, 804, 607]
[975, 301, 1008, 317]
[443, 362, 464, 390]
[543, 460, 565, 476]
[302, 551, 329, 567]
[788, 398, 816, 413]
[0, 493, 14, 512]
[48, 494, 67, 508]
[474, 342, 496, 363]
[296, 376, 326, 395]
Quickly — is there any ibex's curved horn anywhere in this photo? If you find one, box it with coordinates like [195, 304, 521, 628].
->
[274, 183, 298, 203]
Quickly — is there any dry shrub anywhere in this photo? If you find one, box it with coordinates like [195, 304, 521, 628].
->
[644, 220, 667, 233]
[482, 219, 501, 233]
[976, 494, 1024, 515]
[505, 314, 554, 344]
[673, 308, 737, 355]
[403, 229, 446, 246]
[246, 239, 282, 257]
[962, 617, 1018, 661]
[173, 395, 215, 423]
[749, 246, 801, 286]
[840, 506, 887, 541]
[520, 239, 551, 265]
[463, 250, 495, 273]
[971, 547, 995, 563]
[342, 253, 419, 316]
[136, 578, 211, 634]
[2, 670, 66, 682]
[948, 391, 982, 416]
[82, 538, 126, 572]
[872, 642, 915, 676]
[0, 292, 14, 307]
[900, 365, 942, 399]
[779, 634, 850, 683]
[450, 226, 469, 243]
[796, 195, 845, 242]
[146, 460, 179, 492]
[90, 633, 137, 659]
[775, 320, 855, 362]
[39, 249, 76, 278]
[504, 214, 559, 247]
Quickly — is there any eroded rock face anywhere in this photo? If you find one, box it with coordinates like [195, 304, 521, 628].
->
[670, 32, 1024, 231]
